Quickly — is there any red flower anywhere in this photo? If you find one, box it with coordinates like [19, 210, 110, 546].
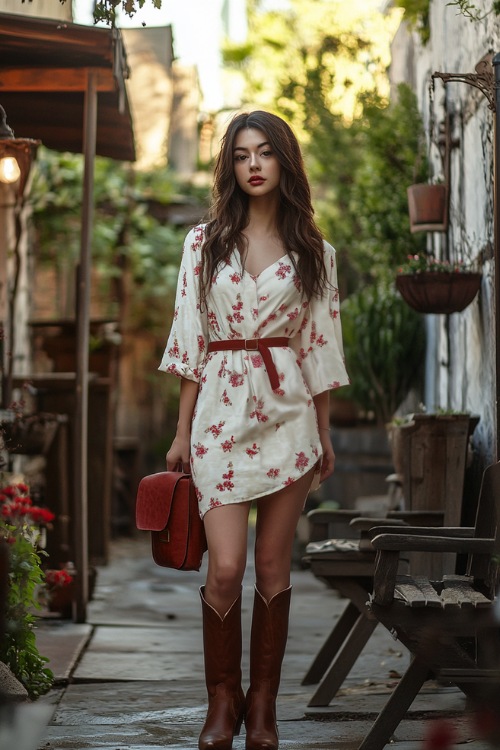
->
[45, 568, 74, 588]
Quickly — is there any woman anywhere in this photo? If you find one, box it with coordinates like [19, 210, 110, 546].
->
[160, 110, 349, 750]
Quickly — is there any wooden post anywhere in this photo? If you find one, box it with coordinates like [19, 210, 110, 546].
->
[73, 70, 97, 623]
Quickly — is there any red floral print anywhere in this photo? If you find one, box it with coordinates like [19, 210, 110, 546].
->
[221, 437, 235, 452]
[229, 372, 244, 388]
[276, 262, 291, 279]
[267, 468, 280, 479]
[250, 354, 264, 369]
[220, 390, 232, 406]
[208, 310, 220, 332]
[295, 452, 310, 472]
[250, 397, 269, 423]
[245, 443, 259, 458]
[216, 465, 235, 492]
[194, 443, 208, 458]
[205, 421, 225, 439]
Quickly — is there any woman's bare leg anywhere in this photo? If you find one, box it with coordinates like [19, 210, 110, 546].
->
[203, 501, 252, 616]
[254, 467, 316, 600]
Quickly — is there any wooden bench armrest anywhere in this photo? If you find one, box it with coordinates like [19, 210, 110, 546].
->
[387, 510, 445, 526]
[350, 516, 406, 531]
[368, 525, 474, 539]
[371, 533, 494, 554]
[307, 508, 362, 542]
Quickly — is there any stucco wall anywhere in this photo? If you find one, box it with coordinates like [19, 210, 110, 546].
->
[390, 3, 500, 463]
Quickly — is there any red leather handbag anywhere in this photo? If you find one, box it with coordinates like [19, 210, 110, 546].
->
[135, 471, 207, 571]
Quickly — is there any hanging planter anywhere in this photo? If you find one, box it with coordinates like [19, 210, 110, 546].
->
[396, 271, 482, 314]
[407, 183, 449, 233]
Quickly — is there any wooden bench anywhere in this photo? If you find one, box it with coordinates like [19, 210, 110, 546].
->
[301, 419, 480, 706]
[302, 509, 443, 706]
[358, 461, 500, 750]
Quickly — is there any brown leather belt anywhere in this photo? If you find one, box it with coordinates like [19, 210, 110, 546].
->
[207, 337, 289, 390]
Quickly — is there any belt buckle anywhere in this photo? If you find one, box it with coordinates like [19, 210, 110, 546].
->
[245, 339, 259, 351]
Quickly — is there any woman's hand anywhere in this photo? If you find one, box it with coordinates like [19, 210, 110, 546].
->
[166, 432, 191, 473]
[319, 429, 335, 482]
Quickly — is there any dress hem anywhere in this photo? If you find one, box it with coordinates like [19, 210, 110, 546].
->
[199, 457, 321, 520]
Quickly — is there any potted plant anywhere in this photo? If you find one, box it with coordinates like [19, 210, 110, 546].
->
[396, 253, 482, 314]
[0, 480, 55, 698]
[43, 565, 76, 618]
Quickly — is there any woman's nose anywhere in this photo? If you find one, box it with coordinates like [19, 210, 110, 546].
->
[249, 153, 260, 170]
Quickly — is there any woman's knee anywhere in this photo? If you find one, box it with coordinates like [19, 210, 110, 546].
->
[207, 557, 246, 593]
[254, 546, 289, 587]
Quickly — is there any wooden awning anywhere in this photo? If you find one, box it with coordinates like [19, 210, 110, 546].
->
[0, 12, 135, 161]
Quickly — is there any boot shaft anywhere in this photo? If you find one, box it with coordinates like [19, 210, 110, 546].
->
[248, 586, 291, 697]
[200, 586, 243, 693]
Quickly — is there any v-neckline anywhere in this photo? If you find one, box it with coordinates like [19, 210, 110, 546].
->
[232, 251, 288, 280]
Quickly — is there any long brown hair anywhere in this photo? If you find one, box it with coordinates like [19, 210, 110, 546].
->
[200, 110, 328, 304]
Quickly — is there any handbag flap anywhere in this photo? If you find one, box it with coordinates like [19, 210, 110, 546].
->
[136, 471, 187, 531]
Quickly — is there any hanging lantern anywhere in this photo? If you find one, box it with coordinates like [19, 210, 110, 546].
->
[0, 105, 40, 202]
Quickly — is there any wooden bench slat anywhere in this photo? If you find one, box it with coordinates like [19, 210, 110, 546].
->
[441, 578, 492, 608]
[394, 575, 442, 607]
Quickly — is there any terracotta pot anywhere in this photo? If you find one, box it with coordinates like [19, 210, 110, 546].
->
[47, 584, 74, 618]
[407, 184, 448, 233]
[396, 272, 482, 314]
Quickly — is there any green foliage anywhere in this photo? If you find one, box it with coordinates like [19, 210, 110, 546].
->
[342, 86, 428, 284]
[229, 0, 397, 125]
[341, 284, 425, 424]
[446, 0, 500, 20]
[0, 529, 53, 699]
[394, 0, 431, 42]
[398, 254, 473, 274]
[30, 149, 209, 332]
[292, 82, 428, 291]
[28, 0, 162, 26]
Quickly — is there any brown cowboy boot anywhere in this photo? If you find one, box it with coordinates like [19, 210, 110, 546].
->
[199, 586, 245, 750]
[245, 586, 292, 750]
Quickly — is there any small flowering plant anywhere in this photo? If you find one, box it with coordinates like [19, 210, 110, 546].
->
[397, 254, 472, 275]
[0, 479, 55, 698]
[1, 482, 55, 536]
[44, 567, 74, 590]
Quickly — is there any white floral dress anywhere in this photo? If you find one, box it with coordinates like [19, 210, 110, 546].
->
[159, 225, 349, 518]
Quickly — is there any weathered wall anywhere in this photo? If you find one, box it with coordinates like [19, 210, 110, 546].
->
[390, 3, 500, 463]
[121, 27, 174, 172]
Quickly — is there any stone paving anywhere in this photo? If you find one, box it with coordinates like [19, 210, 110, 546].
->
[32, 534, 491, 750]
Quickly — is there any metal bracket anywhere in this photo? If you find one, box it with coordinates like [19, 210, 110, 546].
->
[432, 54, 496, 112]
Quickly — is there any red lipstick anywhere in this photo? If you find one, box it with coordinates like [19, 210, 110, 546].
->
[248, 176, 265, 185]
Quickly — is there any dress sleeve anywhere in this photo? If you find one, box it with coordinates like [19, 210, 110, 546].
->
[296, 241, 350, 396]
[158, 226, 208, 382]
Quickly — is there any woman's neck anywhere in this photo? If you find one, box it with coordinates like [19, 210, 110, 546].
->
[245, 194, 280, 237]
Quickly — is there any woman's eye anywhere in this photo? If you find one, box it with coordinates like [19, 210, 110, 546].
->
[261, 150, 273, 157]
[235, 154, 247, 161]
